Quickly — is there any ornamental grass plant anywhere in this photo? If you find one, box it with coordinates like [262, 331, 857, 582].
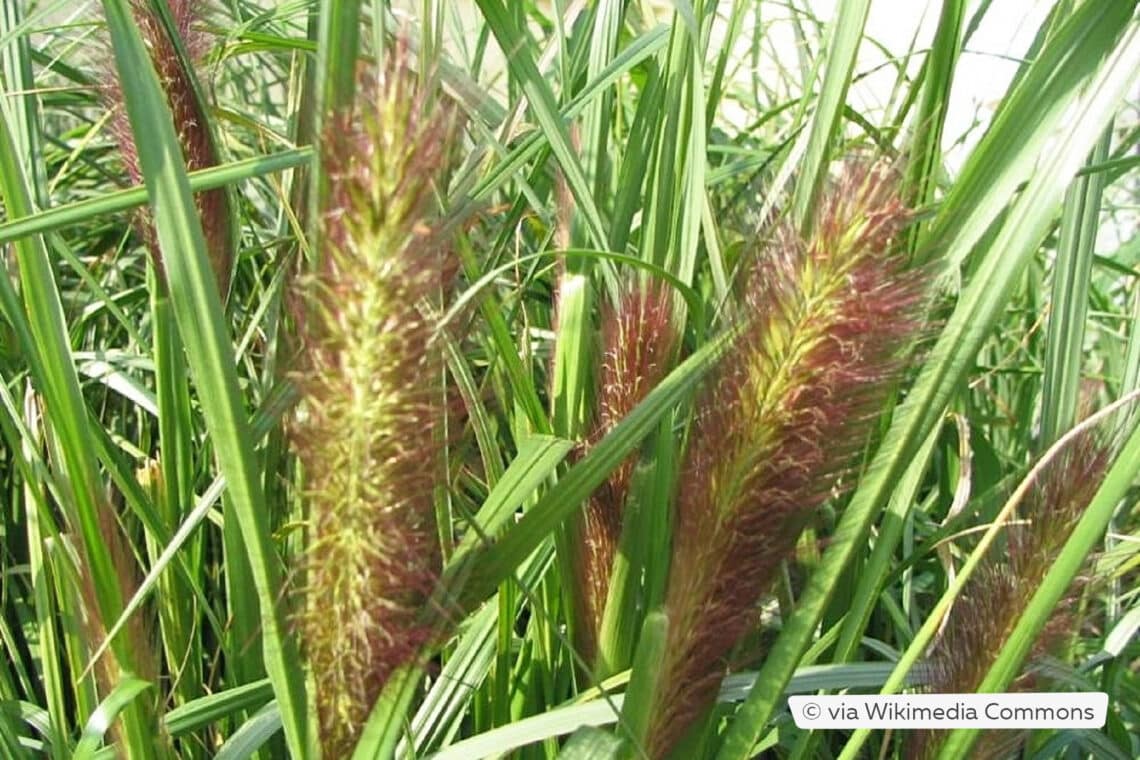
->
[0, 1, 1139, 759]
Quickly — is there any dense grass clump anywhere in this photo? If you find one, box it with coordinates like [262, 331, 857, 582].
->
[0, 1, 1138, 759]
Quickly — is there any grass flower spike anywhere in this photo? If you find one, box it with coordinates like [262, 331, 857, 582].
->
[289, 52, 459, 756]
[102, 0, 233, 298]
[911, 428, 1108, 759]
[645, 163, 929, 757]
[574, 282, 676, 666]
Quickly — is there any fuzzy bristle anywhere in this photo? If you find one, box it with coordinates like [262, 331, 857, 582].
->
[289, 49, 459, 757]
[910, 429, 1108, 759]
[102, 0, 233, 299]
[574, 282, 676, 666]
[646, 163, 928, 757]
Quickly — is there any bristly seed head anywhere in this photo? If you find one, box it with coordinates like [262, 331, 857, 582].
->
[101, 0, 233, 299]
[575, 281, 677, 667]
[646, 161, 929, 757]
[289, 44, 460, 758]
[910, 427, 1108, 760]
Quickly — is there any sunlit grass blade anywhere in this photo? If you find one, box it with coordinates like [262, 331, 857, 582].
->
[1039, 127, 1113, 447]
[0, 68, 161, 760]
[789, 0, 869, 233]
[98, 0, 312, 755]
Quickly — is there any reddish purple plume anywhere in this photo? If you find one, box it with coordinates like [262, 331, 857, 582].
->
[574, 282, 677, 666]
[288, 47, 461, 757]
[101, 0, 233, 299]
[909, 428, 1108, 759]
[646, 162, 930, 757]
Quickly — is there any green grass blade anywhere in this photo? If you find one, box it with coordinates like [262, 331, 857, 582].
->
[469, 24, 668, 204]
[97, 1, 312, 755]
[906, 0, 966, 251]
[455, 233, 551, 435]
[348, 665, 419, 760]
[213, 702, 282, 760]
[617, 610, 667, 755]
[0, 88, 122, 648]
[473, 0, 608, 249]
[13, 391, 70, 760]
[405, 604, 498, 753]
[789, 0, 870, 234]
[549, 270, 593, 439]
[925, 0, 1136, 270]
[557, 727, 623, 760]
[596, 418, 678, 675]
[449, 328, 732, 610]
[450, 435, 576, 565]
[315, 0, 361, 114]
[579, 0, 623, 203]
[72, 679, 153, 760]
[163, 681, 273, 737]
[1039, 127, 1113, 447]
[0, 149, 311, 247]
[149, 291, 200, 706]
[0, 61, 161, 760]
